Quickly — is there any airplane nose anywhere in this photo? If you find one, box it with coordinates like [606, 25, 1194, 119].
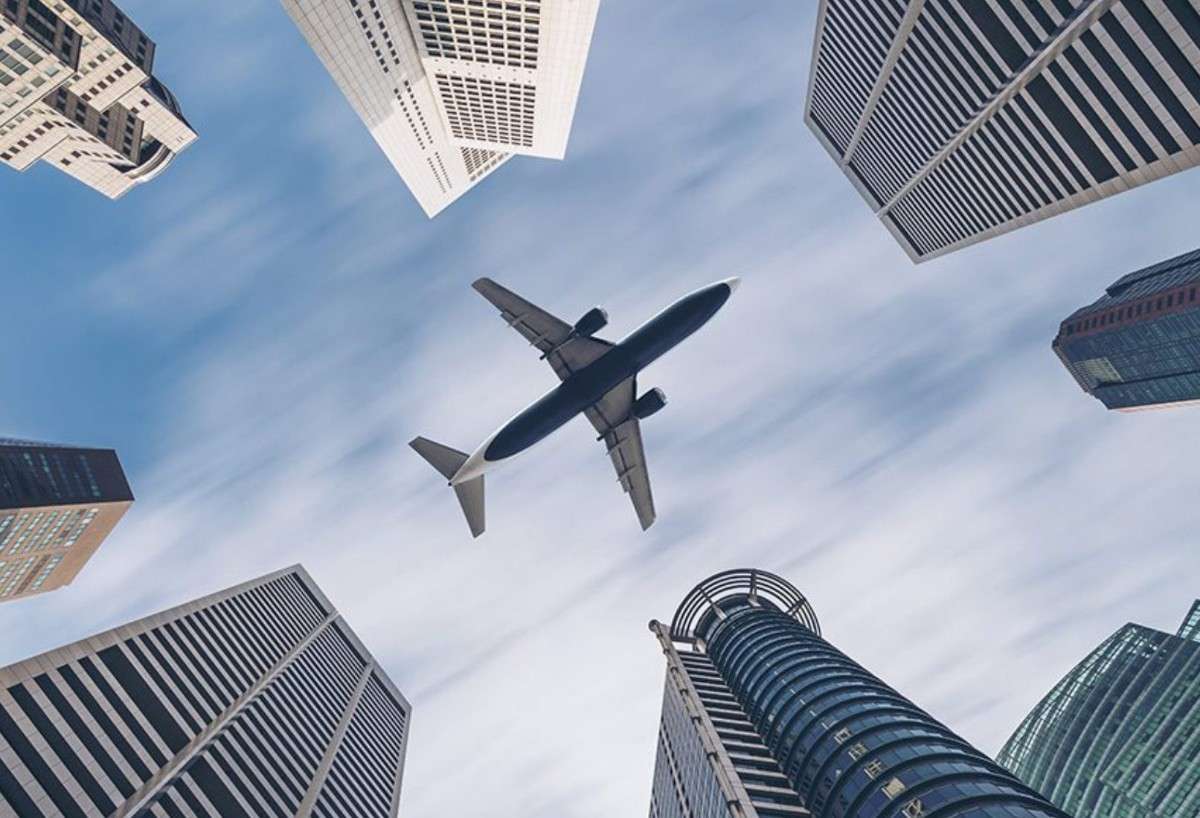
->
[723, 276, 742, 294]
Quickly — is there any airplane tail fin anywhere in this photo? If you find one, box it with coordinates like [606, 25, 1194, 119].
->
[453, 476, 486, 539]
[410, 437, 486, 538]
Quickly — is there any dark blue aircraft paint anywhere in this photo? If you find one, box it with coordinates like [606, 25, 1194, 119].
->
[485, 281, 734, 462]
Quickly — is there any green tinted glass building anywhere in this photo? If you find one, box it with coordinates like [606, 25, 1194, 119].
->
[999, 600, 1200, 817]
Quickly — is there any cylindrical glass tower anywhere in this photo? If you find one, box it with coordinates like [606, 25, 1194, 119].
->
[651, 570, 1070, 818]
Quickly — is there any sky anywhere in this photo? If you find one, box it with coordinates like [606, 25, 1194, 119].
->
[2, 2, 1200, 816]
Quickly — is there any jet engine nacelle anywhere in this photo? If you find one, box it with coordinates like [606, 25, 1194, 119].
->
[633, 388, 668, 420]
[574, 307, 609, 338]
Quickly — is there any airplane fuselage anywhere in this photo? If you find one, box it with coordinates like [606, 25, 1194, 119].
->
[451, 279, 738, 485]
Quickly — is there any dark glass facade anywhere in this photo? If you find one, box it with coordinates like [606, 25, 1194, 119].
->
[0, 566, 410, 817]
[0, 440, 132, 511]
[650, 570, 1067, 818]
[1053, 247, 1200, 411]
[999, 601, 1200, 818]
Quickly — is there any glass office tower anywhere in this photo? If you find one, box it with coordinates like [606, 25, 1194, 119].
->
[999, 600, 1200, 818]
[649, 569, 1068, 818]
[0, 565, 410, 817]
[1053, 247, 1200, 411]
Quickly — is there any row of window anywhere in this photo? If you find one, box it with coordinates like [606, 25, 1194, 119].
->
[706, 607, 1058, 818]
[999, 624, 1200, 817]
[1064, 285, 1200, 336]
[0, 572, 368, 817]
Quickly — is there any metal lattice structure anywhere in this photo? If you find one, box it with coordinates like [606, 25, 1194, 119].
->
[668, 568, 821, 643]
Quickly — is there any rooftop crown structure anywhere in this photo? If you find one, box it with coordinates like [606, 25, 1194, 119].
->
[281, 0, 600, 217]
[648, 569, 1068, 818]
[0, 0, 197, 198]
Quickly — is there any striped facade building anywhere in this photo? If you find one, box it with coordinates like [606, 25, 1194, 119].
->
[281, 0, 599, 217]
[0, 439, 133, 603]
[806, 0, 1200, 262]
[1053, 246, 1200, 410]
[648, 570, 1068, 818]
[999, 600, 1200, 817]
[0, 565, 410, 818]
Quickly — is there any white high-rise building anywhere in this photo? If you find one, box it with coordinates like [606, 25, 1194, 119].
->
[0, 0, 197, 199]
[282, 0, 600, 217]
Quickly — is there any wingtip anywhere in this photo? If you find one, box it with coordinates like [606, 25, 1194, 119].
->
[471, 277, 494, 292]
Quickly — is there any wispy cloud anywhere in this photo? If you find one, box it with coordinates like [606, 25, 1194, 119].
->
[2, 3, 1199, 817]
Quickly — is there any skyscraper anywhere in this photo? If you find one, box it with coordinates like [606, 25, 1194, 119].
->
[998, 600, 1200, 818]
[0, 438, 133, 602]
[648, 569, 1067, 818]
[1053, 246, 1200, 411]
[0, 0, 197, 198]
[281, 0, 600, 217]
[806, 0, 1200, 262]
[0, 565, 411, 817]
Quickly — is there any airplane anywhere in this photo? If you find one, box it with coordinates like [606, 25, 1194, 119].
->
[410, 276, 741, 538]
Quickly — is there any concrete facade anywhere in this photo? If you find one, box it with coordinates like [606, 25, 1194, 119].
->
[0, 439, 133, 603]
[281, 0, 599, 216]
[0, 0, 196, 198]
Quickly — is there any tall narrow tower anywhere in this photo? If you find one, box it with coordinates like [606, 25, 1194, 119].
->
[0, 565, 410, 817]
[648, 569, 1068, 818]
[0, 438, 133, 602]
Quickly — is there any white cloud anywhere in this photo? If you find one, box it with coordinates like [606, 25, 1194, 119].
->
[3, 3, 1200, 817]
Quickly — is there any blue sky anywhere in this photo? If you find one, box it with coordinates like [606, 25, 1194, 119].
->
[2, 2, 1200, 816]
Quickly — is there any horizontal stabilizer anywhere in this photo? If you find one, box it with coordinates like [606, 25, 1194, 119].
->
[410, 437, 469, 481]
[453, 477, 486, 538]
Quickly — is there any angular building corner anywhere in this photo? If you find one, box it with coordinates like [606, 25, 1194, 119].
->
[0, 564, 410, 817]
[0, 0, 197, 199]
[280, 0, 599, 217]
[648, 569, 1068, 818]
[998, 600, 1200, 817]
[1053, 247, 1200, 411]
[0, 438, 133, 602]
[806, 0, 1200, 263]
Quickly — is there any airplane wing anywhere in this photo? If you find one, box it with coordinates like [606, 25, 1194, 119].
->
[585, 378, 656, 531]
[472, 277, 613, 381]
